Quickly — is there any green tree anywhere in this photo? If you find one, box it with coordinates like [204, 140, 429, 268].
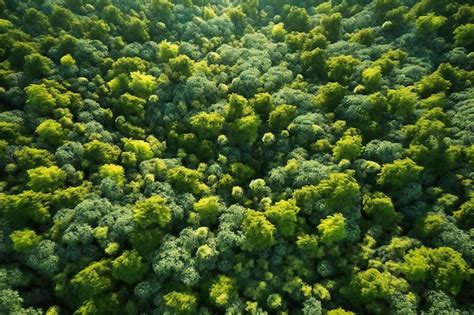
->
[83, 140, 121, 165]
[362, 66, 383, 92]
[350, 28, 376, 46]
[99, 164, 125, 186]
[24, 53, 53, 78]
[122, 138, 154, 162]
[71, 260, 112, 300]
[415, 14, 447, 36]
[10, 229, 41, 253]
[123, 17, 149, 43]
[362, 192, 398, 226]
[294, 173, 360, 213]
[132, 195, 171, 228]
[193, 196, 223, 223]
[327, 55, 360, 83]
[387, 87, 417, 117]
[250, 93, 274, 120]
[402, 246, 469, 295]
[332, 134, 363, 162]
[242, 209, 276, 251]
[264, 199, 300, 237]
[60, 54, 76, 66]
[271, 23, 286, 41]
[157, 40, 179, 62]
[283, 6, 310, 32]
[163, 291, 197, 314]
[301, 48, 327, 78]
[318, 213, 346, 245]
[25, 84, 56, 116]
[112, 250, 148, 284]
[349, 268, 409, 304]
[453, 23, 474, 48]
[315, 82, 348, 111]
[27, 165, 65, 192]
[321, 13, 342, 42]
[35, 119, 66, 145]
[167, 166, 206, 194]
[377, 158, 423, 189]
[169, 55, 194, 79]
[1, 190, 50, 226]
[115, 93, 146, 118]
[190, 112, 225, 138]
[209, 275, 236, 307]
[229, 114, 261, 143]
[268, 104, 297, 131]
[128, 71, 157, 98]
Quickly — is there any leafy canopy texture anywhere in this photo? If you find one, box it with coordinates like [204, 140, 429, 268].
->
[0, 0, 472, 314]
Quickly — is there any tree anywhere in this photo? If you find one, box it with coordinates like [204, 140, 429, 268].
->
[453, 194, 473, 228]
[193, 196, 223, 223]
[122, 138, 154, 162]
[348, 268, 409, 305]
[157, 40, 179, 62]
[27, 165, 65, 192]
[128, 71, 157, 98]
[271, 23, 286, 42]
[190, 112, 225, 138]
[318, 213, 346, 245]
[283, 6, 310, 32]
[83, 140, 121, 165]
[377, 158, 423, 189]
[264, 199, 300, 237]
[9, 42, 37, 68]
[416, 72, 451, 98]
[350, 28, 376, 46]
[315, 82, 348, 111]
[35, 119, 66, 145]
[123, 17, 150, 43]
[169, 55, 194, 80]
[327, 55, 360, 83]
[321, 13, 342, 42]
[332, 134, 363, 162]
[362, 66, 383, 92]
[132, 195, 171, 228]
[415, 14, 447, 36]
[167, 166, 206, 194]
[99, 164, 125, 186]
[24, 53, 53, 78]
[402, 247, 469, 295]
[229, 114, 261, 143]
[1, 190, 50, 226]
[163, 291, 197, 314]
[294, 173, 360, 214]
[25, 84, 56, 116]
[453, 23, 474, 48]
[115, 93, 146, 118]
[250, 93, 274, 120]
[301, 48, 327, 78]
[268, 104, 297, 131]
[71, 260, 112, 300]
[387, 87, 417, 118]
[242, 209, 276, 251]
[10, 229, 41, 253]
[112, 250, 148, 284]
[209, 275, 235, 307]
[362, 192, 398, 226]
[226, 93, 248, 121]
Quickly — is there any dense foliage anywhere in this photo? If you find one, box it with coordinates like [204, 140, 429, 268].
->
[0, 0, 473, 314]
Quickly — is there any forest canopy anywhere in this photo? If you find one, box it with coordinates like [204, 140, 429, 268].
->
[0, 0, 473, 314]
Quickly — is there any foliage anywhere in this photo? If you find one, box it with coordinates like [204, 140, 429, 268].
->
[0, 1, 472, 314]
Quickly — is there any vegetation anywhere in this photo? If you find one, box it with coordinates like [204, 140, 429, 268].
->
[0, 0, 472, 314]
